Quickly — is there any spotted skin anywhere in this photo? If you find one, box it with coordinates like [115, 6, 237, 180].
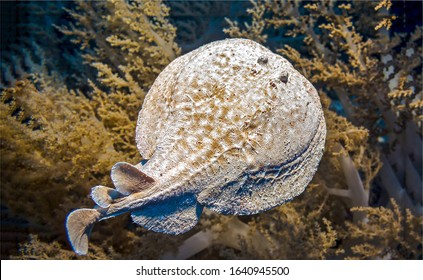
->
[65, 39, 326, 255]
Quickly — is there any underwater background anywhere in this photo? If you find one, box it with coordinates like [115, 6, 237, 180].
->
[0, 0, 422, 260]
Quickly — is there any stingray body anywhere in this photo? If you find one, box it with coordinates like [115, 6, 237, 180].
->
[66, 39, 326, 255]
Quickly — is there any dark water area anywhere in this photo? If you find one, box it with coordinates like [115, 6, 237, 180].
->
[2, 0, 422, 90]
[391, 0, 422, 33]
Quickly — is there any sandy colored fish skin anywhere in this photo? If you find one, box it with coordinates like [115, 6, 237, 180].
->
[66, 38, 326, 255]
[136, 38, 325, 214]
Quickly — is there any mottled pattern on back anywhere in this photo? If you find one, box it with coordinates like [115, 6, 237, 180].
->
[136, 39, 326, 214]
[65, 39, 326, 255]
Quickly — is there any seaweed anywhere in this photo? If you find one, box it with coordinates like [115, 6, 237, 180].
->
[1, 0, 421, 260]
[346, 199, 422, 259]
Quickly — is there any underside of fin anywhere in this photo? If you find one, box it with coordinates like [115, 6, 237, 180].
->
[130, 193, 203, 235]
[91, 185, 125, 208]
[66, 208, 101, 255]
[111, 162, 155, 195]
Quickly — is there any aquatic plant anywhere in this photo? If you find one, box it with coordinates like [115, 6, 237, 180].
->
[166, 1, 230, 51]
[1, 0, 181, 259]
[346, 199, 422, 259]
[56, 0, 180, 92]
[0, 1, 88, 90]
[10, 234, 109, 260]
[1, 0, 421, 260]
[0, 76, 121, 238]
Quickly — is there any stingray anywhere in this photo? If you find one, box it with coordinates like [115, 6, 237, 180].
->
[66, 38, 326, 255]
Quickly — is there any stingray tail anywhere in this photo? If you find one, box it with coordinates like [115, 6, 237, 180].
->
[66, 208, 101, 255]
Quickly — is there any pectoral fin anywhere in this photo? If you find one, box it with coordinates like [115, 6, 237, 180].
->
[130, 193, 203, 235]
[111, 162, 155, 195]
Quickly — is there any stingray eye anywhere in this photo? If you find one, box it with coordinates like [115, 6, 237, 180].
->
[279, 73, 289, 84]
[257, 56, 268, 64]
